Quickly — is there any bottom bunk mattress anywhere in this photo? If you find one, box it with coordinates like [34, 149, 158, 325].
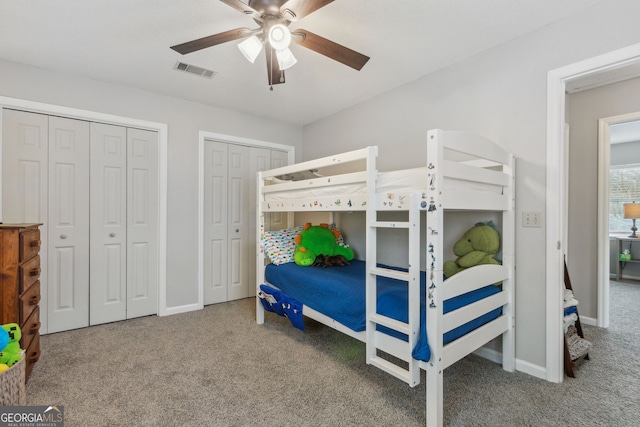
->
[263, 259, 502, 362]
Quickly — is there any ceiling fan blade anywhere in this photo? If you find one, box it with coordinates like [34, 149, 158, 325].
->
[292, 29, 369, 71]
[265, 44, 286, 86]
[219, 0, 262, 20]
[170, 28, 254, 55]
[280, 0, 334, 21]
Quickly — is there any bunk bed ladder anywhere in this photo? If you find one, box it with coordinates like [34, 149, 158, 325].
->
[366, 194, 422, 387]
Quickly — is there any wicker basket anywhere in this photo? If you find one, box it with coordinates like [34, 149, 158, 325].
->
[0, 357, 26, 406]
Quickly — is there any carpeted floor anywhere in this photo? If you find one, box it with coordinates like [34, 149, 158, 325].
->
[25, 281, 640, 426]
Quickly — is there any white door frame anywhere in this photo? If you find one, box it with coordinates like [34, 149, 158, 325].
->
[0, 96, 170, 316]
[198, 131, 294, 309]
[597, 110, 640, 330]
[546, 43, 640, 383]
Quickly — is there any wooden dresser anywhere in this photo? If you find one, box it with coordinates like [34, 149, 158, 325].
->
[0, 224, 42, 381]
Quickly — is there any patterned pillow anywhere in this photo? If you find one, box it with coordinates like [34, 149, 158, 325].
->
[261, 226, 304, 265]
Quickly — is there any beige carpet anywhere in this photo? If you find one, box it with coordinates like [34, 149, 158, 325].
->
[25, 281, 640, 426]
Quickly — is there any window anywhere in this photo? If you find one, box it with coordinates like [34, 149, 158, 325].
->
[609, 164, 640, 232]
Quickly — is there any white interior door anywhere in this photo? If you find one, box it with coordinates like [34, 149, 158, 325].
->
[126, 127, 159, 319]
[203, 141, 290, 305]
[2, 109, 160, 332]
[47, 116, 90, 333]
[227, 144, 251, 301]
[248, 147, 270, 293]
[90, 123, 127, 325]
[1, 109, 50, 333]
[204, 140, 228, 305]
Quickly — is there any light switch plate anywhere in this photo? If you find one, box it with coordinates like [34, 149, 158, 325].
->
[523, 211, 542, 228]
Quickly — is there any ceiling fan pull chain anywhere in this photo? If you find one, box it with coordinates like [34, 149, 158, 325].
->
[269, 47, 274, 91]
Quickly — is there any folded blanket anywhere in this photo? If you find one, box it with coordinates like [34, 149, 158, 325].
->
[563, 289, 578, 308]
[563, 313, 577, 333]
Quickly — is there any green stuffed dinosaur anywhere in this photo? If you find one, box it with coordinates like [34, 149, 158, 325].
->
[443, 221, 501, 278]
[293, 223, 354, 266]
[0, 323, 23, 367]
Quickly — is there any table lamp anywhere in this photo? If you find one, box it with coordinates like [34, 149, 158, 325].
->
[623, 201, 640, 238]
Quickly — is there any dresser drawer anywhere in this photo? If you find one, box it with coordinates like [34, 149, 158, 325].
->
[24, 333, 40, 382]
[20, 306, 40, 352]
[19, 255, 40, 294]
[19, 229, 41, 262]
[19, 281, 40, 325]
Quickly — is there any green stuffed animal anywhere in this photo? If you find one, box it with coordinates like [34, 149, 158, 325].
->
[0, 324, 22, 367]
[443, 221, 501, 278]
[294, 223, 355, 266]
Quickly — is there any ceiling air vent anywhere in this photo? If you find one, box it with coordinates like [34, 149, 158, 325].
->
[174, 61, 216, 79]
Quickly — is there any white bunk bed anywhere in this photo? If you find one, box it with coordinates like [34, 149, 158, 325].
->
[256, 129, 515, 427]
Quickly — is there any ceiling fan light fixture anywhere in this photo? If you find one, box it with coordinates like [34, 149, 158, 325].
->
[238, 35, 263, 63]
[268, 24, 292, 50]
[276, 47, 297, 70]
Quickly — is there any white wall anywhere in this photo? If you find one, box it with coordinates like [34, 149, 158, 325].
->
[0, 58, 303, 310]
[302, 0, 640, 371]
[567, 78, 640, 316]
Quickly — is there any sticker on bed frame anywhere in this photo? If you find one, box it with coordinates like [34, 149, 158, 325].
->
[428, 198, 437, 212]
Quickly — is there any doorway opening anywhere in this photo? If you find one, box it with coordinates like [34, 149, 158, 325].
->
[547, 43, 640, 383]
[598, 113, 640, 329]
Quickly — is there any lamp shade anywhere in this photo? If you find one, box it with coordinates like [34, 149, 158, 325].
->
[623, 202, 640, 219]
[275, 48, 297, 70]
[238, 36, 263, 63]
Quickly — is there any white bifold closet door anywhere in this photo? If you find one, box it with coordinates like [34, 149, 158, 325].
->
[1, 109, 158, 333]
[48, 116, 92, 333]
[89, 123, 158, 326]
[203, 140, 288, 305]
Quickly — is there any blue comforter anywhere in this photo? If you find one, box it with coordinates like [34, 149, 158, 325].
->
[264, 260, 502, 362]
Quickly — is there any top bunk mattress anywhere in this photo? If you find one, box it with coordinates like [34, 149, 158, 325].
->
[264, 260, 502, 362]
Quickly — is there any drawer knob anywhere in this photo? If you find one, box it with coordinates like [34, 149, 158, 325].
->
[28, 349, 41, 363]
[109, 232, 116, 238]
[60, 234, 67, 239]
[29, 322, 41, 334]
[29, 295, 41, 305]
[30, 240, 41, 248]
[29, 268, 41, 277]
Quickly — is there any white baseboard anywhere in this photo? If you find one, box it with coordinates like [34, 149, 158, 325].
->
[474, 347, 546, 380]
[161, 302, 202, 316]
[474, 346, 502, 364]
[579, 315, 597, 326]
[610, 273, 640, 281]
[515, 358, 546, 380]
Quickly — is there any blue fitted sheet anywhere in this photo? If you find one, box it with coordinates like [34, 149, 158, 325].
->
[264, 260, 502, 362]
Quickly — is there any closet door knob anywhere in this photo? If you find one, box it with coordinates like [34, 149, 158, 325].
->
[60, 234, 67, 239]
[109, 232, 116, 237]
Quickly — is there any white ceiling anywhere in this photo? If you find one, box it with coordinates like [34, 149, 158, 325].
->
[0, 0, 608, 125]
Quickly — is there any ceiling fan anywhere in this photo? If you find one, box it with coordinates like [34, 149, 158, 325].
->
[170, 0, 370, 88]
